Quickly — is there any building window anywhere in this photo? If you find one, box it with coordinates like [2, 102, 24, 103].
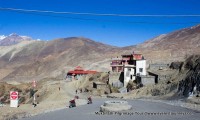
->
[139, 68, 143, 72]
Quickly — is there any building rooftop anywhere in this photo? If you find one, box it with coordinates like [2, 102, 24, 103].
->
[68, 66, 97, 75]
[124, 65, 135, 67]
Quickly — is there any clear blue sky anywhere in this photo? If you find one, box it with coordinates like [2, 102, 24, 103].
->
[0, 0, 200, 47]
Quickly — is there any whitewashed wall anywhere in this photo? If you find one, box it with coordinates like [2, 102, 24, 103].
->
[136, 60, 147, 76]
[124, 65, 135, 87]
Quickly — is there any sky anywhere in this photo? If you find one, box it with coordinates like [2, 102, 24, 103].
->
[0, 0, 200, 47]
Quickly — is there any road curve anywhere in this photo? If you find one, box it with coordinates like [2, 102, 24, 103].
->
[21, 98, 200, 120]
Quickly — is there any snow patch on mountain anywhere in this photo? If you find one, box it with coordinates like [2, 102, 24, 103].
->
[0, 35, 6, 40]
[0, 33, 34, 46]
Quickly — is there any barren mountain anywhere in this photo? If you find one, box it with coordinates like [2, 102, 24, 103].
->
[0, 24, 200, 82]
[0, 37, 122, 81]
[139, 24, 200, 50]
[134, 24, 200, 64]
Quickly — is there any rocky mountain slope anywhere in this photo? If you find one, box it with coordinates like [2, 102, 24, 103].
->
[134, 24, 200, 64]
[139, 25, 200, 50]
[0, 37, 123, 81]
[177, 55, 200, 97]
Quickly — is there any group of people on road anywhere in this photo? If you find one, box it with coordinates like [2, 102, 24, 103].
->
[68, 88, 92, 108]
[69, 92, 92, 108]
[68, 96, 92, 108]
[75, 88, 84, 94]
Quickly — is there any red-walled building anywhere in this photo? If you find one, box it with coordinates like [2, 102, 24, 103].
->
[110, 52, 144, 73]
[110, 51, 146, 87]
[110, 57, 123, 72]
[67, 66, 97, 80]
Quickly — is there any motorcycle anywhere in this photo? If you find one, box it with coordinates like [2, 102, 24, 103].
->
[87, 97, 92, 104]
[69, 99, 76, 108]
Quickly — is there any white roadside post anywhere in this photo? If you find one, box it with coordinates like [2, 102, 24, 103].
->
[33, 80, 36, 105]
[10, 91, 19, 108]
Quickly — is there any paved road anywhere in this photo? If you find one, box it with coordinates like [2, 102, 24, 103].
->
[21, 98, 200, 120]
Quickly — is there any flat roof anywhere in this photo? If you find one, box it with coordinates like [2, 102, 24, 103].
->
[124, 65, 135, 67]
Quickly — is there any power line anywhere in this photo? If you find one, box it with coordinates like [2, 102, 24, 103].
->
[1, 7, 200, 17]
[4, 9, 200, 25]
[0, 7, 200, 25]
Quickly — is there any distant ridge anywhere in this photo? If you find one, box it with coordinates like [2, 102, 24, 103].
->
[0, 33, 33, 46]
[134, 24, 200, 64]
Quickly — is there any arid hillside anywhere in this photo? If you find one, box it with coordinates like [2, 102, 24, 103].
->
[0, 37, 123, 81]
[0, 24, 200, 82]
[133, 24, 200, 64]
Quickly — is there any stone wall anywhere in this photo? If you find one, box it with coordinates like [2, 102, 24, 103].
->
[138, 75, 155, 86]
